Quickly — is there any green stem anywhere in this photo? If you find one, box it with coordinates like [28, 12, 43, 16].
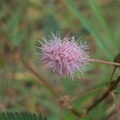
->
[109, 66, 117, 86]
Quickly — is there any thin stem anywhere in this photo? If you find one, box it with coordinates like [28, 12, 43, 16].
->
[90, 59, 120, 67]
[87, 76, 120, 112]
[4, 39, 60, 98]
[73, 87, 103, 101]
[20, 56, 60, 98]
[70, 76, 120, 118]
[109, 66, 117, 86]
[110, 92, 120, 116]
[70, 109, 82, 117]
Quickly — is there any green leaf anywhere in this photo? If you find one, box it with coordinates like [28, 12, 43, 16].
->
[1, 113, 7, 120]
[7, 7, 22, 33]
[66, 0, 113, 60]
[7, 113, 16, 120]
[90, 101, 106, 119]
[64, 114, 76, 120]
[0, 113, 47, 120]
[6, 5, 25, 47]
[44, 14, 59, 36]
[12, 30, 27, 46]
[113, 53, 120, 63]
[14, 113, 21, 120]
[88, 0, 119, 52]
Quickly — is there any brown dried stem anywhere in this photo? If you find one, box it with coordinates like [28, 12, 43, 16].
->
[4, 39, 60, 98]
[110, 92, 120, 116]
[91, 59, 120, 67]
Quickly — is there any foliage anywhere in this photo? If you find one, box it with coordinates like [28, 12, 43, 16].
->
[0, 113, 46, 120]
[0, 0, 120, 120]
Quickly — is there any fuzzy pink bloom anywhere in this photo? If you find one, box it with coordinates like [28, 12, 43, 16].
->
[37, 33, 89, 80]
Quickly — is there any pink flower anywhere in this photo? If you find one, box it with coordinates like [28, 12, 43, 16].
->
[37, 33, 89, 80]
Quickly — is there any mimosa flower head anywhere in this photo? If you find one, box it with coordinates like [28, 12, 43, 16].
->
[37, 33, 89, 80]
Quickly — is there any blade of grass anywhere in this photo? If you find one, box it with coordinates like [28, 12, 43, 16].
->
[65, 0, 113, 60]
[88, 0, 119, 52]
[6, 6, 24, 46]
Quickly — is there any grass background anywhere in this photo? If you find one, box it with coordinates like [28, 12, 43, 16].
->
[0, 0, 120, 120]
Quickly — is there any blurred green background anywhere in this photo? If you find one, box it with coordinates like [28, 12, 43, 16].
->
[0, 0, 120, 120]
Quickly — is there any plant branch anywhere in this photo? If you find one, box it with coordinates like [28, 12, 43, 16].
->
[110, 92, 120, 116]
[19, 56, 60, 98]
[73, 87, 103, 101]
[73, 76, 120, 118]
[87, 76, 120, 112]
[91, 59, 120, 67]
[4, 39, 60, 98]
[109, 66, 117, 86]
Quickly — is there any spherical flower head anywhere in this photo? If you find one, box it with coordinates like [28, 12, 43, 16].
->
[38, 33, 89, 80]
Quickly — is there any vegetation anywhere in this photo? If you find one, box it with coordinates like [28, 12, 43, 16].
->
[0, 0, 120, 119]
